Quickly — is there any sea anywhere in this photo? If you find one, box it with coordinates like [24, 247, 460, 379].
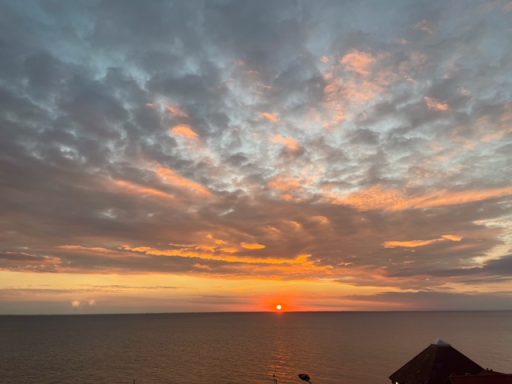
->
[1, 311, 511, 384]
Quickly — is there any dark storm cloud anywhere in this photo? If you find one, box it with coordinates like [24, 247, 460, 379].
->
[0, 0, 512, 310]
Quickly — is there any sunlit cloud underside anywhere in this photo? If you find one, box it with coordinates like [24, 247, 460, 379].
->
[1, 0, 512, 313]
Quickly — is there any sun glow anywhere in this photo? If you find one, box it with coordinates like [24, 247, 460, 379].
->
[275, 304, 283, 311]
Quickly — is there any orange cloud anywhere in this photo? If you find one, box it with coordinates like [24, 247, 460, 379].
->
[260, 112, 280, 123]
[58, 245, 114, 254]
[333, 185, 512, 211]
[321, 49, 391, 127]
[221, 247, 239, 254]
[384, 239, 438, 248]
[321, 76, 347, 127]
[110, 179, 175, 201]
[309, 215, 330, 225]
[441, 234, 463, 242]
[271, 134, 301, 151]
[424, 96, 449, 111]
[333, 186, 402, 211]
[203, 235, 238, 253]
[268, 176, 302, 201]
[384, 234, 463, 248]
[241, 242, 266, 250]
[121, 245, 333, 279]
[170, 124, 199, 140]
[166, 105, 189, 119]
[342, 78, 383, 102]
[411, 188, 512, 209]
[322, 50, 426, 127]
[124, 245, 305, 266]
[340, 50, 376, 76]
[156, 166, 211, 197]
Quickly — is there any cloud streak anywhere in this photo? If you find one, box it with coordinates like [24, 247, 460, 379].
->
[384, 234, 462, 249]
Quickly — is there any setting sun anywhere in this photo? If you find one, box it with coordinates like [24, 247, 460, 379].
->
[275, 304, 283, 311]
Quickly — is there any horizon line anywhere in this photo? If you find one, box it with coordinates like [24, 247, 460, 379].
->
[2, 309, 512, 317]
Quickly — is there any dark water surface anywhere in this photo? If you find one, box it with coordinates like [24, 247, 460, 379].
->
[1, 312, 511, 384]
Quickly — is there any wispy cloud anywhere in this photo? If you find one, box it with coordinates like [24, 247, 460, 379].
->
[335, 185, 512, 211]
[271, 134, 301, 152]
[109, 179, 176, 202]
[156, 166, 211, 197]
[260, 112, 280, 123]
[241, 242, 266, 250]
[384, 234, 462, 248]
[340, 50, 376, 76]
[170, 124, 199, 140]
[166, 105, 189, 119]
[424, 96, 449, 111]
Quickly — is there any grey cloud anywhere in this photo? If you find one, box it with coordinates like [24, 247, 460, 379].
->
[348, 290, 512, 311]
[401, 254, 512, 279]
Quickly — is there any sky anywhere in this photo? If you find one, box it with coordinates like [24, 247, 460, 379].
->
[1, 0, 512, 314]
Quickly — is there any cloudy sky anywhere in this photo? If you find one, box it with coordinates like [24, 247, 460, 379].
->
[1, 0, 512, 314]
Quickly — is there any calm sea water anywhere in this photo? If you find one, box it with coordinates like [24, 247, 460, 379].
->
[1, 312, 511, 384]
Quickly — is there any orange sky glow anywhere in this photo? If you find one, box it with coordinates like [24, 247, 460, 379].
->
[1, 1, 512, 314]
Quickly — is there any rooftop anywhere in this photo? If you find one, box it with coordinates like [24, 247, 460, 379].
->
[390, 341, 483, 384]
